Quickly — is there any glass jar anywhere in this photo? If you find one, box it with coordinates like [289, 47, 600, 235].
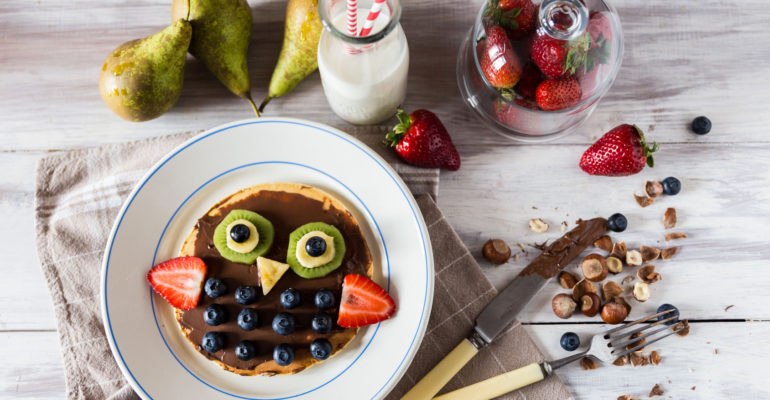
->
[457, 0, 623, 142]
[317, 0, 409, 125]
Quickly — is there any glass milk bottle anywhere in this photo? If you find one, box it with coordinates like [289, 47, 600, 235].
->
[317, 0, 409, 125]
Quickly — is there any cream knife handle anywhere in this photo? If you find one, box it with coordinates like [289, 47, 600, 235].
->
[400, 338, 480, 400]
[432, 362, 546, 400]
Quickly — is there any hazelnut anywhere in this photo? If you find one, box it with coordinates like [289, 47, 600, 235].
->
[572, 278, 598, 301]
[626, 250, 642, 266]
[581, 254, 608, 282]
[594, 235, 613, 252]
[602, 280, 624, 300]
[634, 194, 654, 208]
[613, 355, 628, 366]
[645, 181, 664, 199]
[640, 245, 661, 262]
[580, 357, 599, 370]
[580, 292, 602, 317]
[649, 383, 664, 397]
[663, 207, 677, 229]
[637, 265, 661, 284]
[559, 271, 578, 289]
[661, 246, 680, 260]
[601, 301, 628, 324]
[622, 275, 635, 285]
[529, 218, 549, 233]
[673, 319, 690, 337]
[626, 332, 647, 352]
[650, 350, 662, 366]
[665, 232, 688, 241]
[607, 256, 623, 274]
[610, 241, 627, 260]
[482, 239, 511, 264]
[552, 293, 577, 319]
[632, 282, 651, 302]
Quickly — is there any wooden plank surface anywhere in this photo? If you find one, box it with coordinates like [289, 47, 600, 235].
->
[2, 0, 770, 398]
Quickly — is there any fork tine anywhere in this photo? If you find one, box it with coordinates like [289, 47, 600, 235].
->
[610, 324, 673, 350]
[607, 315, 680, 344]
[601, 309, 676, 337]
[612, 325, 686, 358]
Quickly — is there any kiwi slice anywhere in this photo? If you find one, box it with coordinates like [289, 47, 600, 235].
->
[213, 209, 274, 264]
[287, 222, 346, 279]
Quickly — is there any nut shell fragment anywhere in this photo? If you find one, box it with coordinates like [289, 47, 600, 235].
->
[594, 235, 613, 252]
[673, 319, 690, 337]
[626, 250, 642, 266]
[622, 275, 634, 285]
[581, 254, 608, 282]
[637, 265, 661, 284]
[610, 241, 627, 260]
[629, 351, 645, 367]
[580, 292, 602, 317]
[529, 218, 549, 233]
[580, 357, 599, 370]
[661, 247, 680, 260]
[602, 280, 624, 300]
[627, 332, 647, 352]
[552, 293, 577, 319]
[640, 245, 661, 262]
[665, 232, 688, 241]
[663, 207, 677, 229]
[635, 194, 654, 207]
[559, 271, 578, 289]
[650, 350, 662, 366]
[632, 282, 651, 302]
[617, 396, 635, 400]
[572, 278, 598, 301]
[649, 384, 664, 397]
[607, 256, 623, 274]
[645, 181, 664, 199]
[613, 355, 628, 366]
[482, 239, 511, 264]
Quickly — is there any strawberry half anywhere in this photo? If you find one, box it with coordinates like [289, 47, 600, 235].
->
[337, 274, 396, 328]
[579, 124, 659, 176]
[386, 108, 461, 171]
[147, 256, 207, 310]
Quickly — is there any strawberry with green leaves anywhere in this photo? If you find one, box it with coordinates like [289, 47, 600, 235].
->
[580, 124, 659, 176]
[485, 0, 537, 39]
[386, 108, 460, 171]
[531, 32, 592, 79]
[535, 77, 581, 111]
[480, 25, 523, 89]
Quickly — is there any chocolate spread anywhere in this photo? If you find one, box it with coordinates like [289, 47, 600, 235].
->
[178, 190, 369, 371]
[520, 217, 608, 279]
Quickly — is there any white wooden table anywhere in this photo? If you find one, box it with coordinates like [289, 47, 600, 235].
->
[2, 0, 769, 398]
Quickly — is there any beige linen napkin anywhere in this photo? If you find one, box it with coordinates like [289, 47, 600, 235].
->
[35, 131, 569, 400]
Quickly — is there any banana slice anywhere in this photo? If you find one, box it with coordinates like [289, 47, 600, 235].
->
[295, 231, 335, 268]
[226, 219, 259, 253]
[257, 257, 290, 295]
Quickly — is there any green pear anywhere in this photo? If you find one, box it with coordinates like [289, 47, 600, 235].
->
[172, 0, 258, 115]
[259, 0, 322, 112]
[99, 19, 192, 122]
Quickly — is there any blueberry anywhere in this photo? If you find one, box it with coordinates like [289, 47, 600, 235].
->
[234, 286, 258, 305]
[559, 332, 580, 351]
[280, 288, 301, 309]
[657, 304, 680, 326]
[201, 332, 224, 353]
[203, 304, 226, 326]
[661, 177, 681, 196]
[309, 338, 332, 360]
[273, 343, 295, 366]
[229, 223, 250, 243]
[204, 278, 227, 298]
[607, 213, 627, 232]
[235, 340, 256, 361]
[272, 312, 296, 336]
[691, 116, 711, 135]
[311, 312, 333, 334]
[314, 289, 335, 310]
[237, 308, 259, 331]
[305, 236, 327, 257]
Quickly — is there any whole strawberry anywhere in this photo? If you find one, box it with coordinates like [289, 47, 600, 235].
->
[531, 32, 591, 79]
[386, 108, 460, 171]
[480, 25, 522, 89]
[580, 124, 659, 176]
[535, 78, 581, 111]
[493, 0, 537, 39]
[514, 62, 543, 99]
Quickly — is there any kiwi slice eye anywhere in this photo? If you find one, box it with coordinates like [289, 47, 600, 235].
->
[287, 222, 346, 279]
[213, 210, 274, 264]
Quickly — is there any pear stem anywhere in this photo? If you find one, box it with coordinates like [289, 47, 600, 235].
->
[258, 96, 272, 113]
[185, 0, 191, 20]
[246, 96, 260, 118]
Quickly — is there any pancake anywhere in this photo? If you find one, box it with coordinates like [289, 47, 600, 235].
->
[175, 183, 373, 375]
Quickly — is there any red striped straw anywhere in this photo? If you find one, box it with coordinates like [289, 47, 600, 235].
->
[344, 0, 358, 54]
[358, 0, 386, 37]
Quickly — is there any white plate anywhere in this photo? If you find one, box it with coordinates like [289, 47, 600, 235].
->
[100, 118, 434, 399]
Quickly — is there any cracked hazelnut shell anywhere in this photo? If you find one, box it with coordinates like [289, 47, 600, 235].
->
[640, 245, 661, 262]
[602, 280, 624, 300]
[650, 350, 662, 366]
[665, 232, 688, 241]
[610, 241, 627, 260]
[661, 246, 680, 260]
[632, 282, 650, 302]
[601, 301, 628, 324]
[572, 278, 598, 301]
[580, 357, 599, 370]
[559, 271, 578, 289]
[580, 292, 602, 317]
[482, 239, 511, 264]
[663, 207, 677, 229]
[607, 256, 623, 274]
[613, 355, 628, 366]
[594, 235, 613, 252]
[581, 254, 608, 282]
[637, 265, 661, 284]
[528, 218, 549, 233]
[552, 293, 577, 319]
[635, 194, 654, 207]
[645, 181, 664, 199]
[626, 250, 643, 266]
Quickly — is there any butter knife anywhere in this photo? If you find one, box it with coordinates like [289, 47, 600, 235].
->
[400, 217, 608, 400]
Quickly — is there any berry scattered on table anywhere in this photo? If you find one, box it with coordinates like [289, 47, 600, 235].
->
[691, 116, 711, 135]
[235, 340, 256, 361]
[608, 213, 627, 232]
[229, 223, 251, 243]
[234, 285, 258, 305]
[147, 256, 207, 310]
[201, 331, 224, 353]
[314, 289, 335, 310]
[535, 78, 581, 111]
[386, 108, 461, 171]
[280, 288, 301, 309]
[661, 177, 681, 195]
[579, 124, 659, 176]
[311, 312, 334, 334]
[337, 274, 396, 328]
[480, 25, 523, 89]
[310, 338, 333, 360]
[657, 304, 680, 326]
[560, 332, 580, 351]
[273, 343, 295, 366]
[272, 312, 296, 336]
[237, 308, 259, 331]
[203, 304, 226, 326]
[305, 236, 327, 257]
[204, 277, 227, 298]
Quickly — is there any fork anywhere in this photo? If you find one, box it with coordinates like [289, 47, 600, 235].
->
[432, 309, 685, 400]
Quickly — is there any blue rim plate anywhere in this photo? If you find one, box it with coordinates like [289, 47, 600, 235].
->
[100, 118, 434, 399]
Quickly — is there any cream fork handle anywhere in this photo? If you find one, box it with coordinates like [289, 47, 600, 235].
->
[400, 338, 479, 400]
[432, 362, 546, 400]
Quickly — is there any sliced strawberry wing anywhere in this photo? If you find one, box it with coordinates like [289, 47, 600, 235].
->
[147, 256, 207, 310]
[337, 274, 396, 328]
